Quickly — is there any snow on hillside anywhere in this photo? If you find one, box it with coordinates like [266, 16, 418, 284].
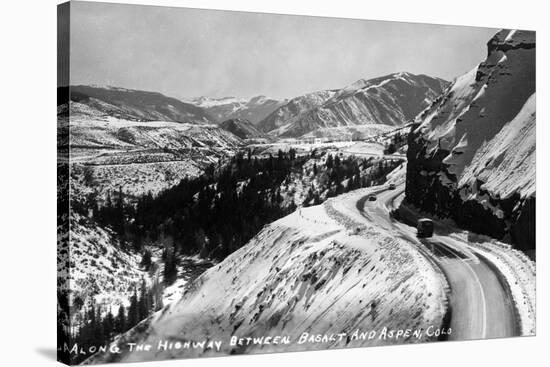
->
[342, 142, 386, 157]
[67, 85, 215, 124]
[58, 213, 147, 319]
[70, 160, 203, 204]
[191, 96, 247, 108]
[414, 29, 535, 198]
[219, 118, 267, 139]
[257, 90, 338, 133]
[85, 188, 447, 364]
[406, 29, 536, 250]
[58, 213, 216, 345]
[459, 93, 535, 200]
[67, 101, 243, 203]
[69, 103, 242, 152]
[264, 73, 447, 138]
[157, 254, 214, 305]
[300, 124, 394, 141]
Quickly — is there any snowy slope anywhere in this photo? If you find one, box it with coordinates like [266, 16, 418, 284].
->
[69, 102, 242, 152]
[66, 85, 215, 124]
[300, 124, 395, 141]
[406, 29, 536, 250]
[219, 118, 268, 139]
[459, 93, 535, 200]
[257, 90, 338, 133]
[67, 101, 243, 203]
[414, 30, 535, 187]
[85, 192, 447, 364]
[58, 213, 147, 319]
[262, 73, 447, 138]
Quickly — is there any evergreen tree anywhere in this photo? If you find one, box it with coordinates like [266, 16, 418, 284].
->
[103, 308, 115, 340]
[288, 200, 297, 213]
[115, 304, 126, 333]
[141, 250, 152, 271]
[115, 186, 125, 236]
[127, 288, 139, 328]
[138, 278, 149, 320]
[326, 154, 333, 169]
[163, 249, 178, 285]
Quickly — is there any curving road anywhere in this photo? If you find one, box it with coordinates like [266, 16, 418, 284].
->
[354, 181, 518, 340]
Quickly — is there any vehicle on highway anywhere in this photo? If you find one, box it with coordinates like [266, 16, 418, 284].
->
[348, 226, 365, 235]
[368, 195, 377, 201]
[388, 183, 396, 190]
[417, 218, 434, 238]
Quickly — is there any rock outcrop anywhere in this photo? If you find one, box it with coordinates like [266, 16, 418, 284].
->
[406, 29, 536, 252]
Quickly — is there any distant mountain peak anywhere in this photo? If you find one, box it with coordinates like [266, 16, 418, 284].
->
[190, 96, 247, 108]
[188, 95, 286, 125]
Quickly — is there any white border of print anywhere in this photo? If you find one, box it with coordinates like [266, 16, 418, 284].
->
[0, 0, 546, 367]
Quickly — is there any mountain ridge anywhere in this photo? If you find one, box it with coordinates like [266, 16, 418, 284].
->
[219, 118, 267, 139]
[188, 95, 286, 125]
[59, 85, 216, 124]
[257, 72, 448, 138]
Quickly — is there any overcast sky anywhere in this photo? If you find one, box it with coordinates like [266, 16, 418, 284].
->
[68, 1, 497, 100]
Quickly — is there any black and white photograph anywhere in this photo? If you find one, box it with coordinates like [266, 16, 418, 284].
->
[45, 0, 542, 366]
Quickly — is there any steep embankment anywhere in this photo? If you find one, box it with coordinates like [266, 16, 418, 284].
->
[260, 73, 447, 138]
[406, 29, 535, 252]
[85, 191, 448, 364]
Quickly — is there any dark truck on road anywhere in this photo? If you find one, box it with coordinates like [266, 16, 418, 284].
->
[417, 218, 434, 238]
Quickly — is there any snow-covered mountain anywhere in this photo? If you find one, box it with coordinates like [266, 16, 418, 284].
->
[219, 118, 267, 139]
[258, 73, 448, 138]
[64, 85, 215, 124]
[256, 90, 337, 133]
[190, 95, 286, 124]
[406, 29, 535, 252]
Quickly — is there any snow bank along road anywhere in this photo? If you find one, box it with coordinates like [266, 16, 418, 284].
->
[329, 171, 532, 340]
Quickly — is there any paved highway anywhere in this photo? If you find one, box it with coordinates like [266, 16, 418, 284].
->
[354, 181, 518, 340]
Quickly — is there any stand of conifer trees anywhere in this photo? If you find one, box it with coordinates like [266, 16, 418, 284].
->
[62, 148, 403, 363]
[64, 277, 162, 365]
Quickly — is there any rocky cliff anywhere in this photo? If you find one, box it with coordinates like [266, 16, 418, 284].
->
[405, 29, 536, 252]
